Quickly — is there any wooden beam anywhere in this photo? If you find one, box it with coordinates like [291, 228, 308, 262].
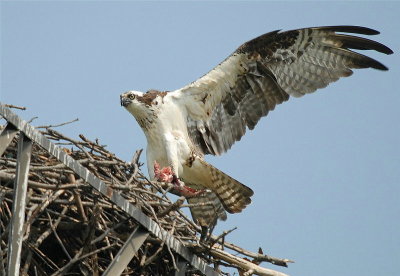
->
[102, 226, 149, 276]
[7, 133, 32, 276]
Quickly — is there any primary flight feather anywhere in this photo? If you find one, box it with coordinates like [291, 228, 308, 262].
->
[121, 25, 392, 228]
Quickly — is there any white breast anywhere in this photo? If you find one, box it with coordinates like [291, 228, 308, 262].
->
[144, 96, 193, 179]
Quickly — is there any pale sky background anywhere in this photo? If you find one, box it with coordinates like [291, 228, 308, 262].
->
[1, 1, 399, 276]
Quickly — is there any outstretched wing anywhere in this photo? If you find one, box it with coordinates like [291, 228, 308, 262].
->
[172, 26, 393, 156]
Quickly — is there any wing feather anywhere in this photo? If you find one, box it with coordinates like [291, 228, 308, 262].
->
[172, 25, 392, 155]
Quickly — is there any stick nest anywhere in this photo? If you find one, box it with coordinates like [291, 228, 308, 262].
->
[0, 122, 292, 276]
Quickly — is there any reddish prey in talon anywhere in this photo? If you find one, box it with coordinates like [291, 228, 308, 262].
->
[153, 161, 204, 197]
[153, 161, 174, 183]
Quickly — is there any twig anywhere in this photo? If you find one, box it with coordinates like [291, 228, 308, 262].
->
[4, 104, 26, 110]
[27, 116, 38, 123]
[23, 189, 67, 240]
[46, 211, 72, 260]
[202, 245, 289, 276]
[131, 149, 143, 167]
[69, 174, 88, 222]
[211, 238, 294, 268]
[123, 149, 143, 186]
[77, 242, 117, 262]
[33, 198, 72, 248]
[98, 215, 115, 261]
[90, 220, 128, 245]
[158, 196, 185, 218]
[36, 118, 79, 129]
[167, 242, 178, 271]
[209, 227, 237, 248]
[0, 171, 85, 190]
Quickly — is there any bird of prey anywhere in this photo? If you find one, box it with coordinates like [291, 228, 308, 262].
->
[120, 25, 392, 229]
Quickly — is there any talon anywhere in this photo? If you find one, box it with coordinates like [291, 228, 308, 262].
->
[153, 161, 204, 197]
[174, 184, 205, 198]
[172, 174, 181, 186]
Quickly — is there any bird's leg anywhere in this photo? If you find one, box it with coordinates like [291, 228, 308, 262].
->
[200, 226, 209, 242]
[153, 161, 204, 197]
[171, 174, 205, 198]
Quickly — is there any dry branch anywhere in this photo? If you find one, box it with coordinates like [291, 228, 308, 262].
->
[208, 247, 288, 276]
[3, 104, 26, 110]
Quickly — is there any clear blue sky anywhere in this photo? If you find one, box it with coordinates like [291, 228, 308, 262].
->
[1, 1, 399, 276]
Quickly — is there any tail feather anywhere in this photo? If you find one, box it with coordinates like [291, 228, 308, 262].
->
[207, 163, 254, 214]
[187, 191, 227, 227]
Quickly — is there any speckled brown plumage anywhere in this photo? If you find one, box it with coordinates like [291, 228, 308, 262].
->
[185, 25, 392, 156]
[136, 90, 168, 106]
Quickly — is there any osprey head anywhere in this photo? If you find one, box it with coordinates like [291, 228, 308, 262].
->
[121, 90, 168, 108]
[120, 90, 150, 121]
[120, 90, 145, 108]
[121, 90, 167, 128]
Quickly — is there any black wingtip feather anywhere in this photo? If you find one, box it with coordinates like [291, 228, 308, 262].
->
[331, 34, 393, 55]
[316, 26, 393, 70]
[350, 52, 390, 71]
[313, 25, 381, 35]
[368, 61, 389, 71]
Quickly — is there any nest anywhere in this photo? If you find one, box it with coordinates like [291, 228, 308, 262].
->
[0, 114, 292, 276]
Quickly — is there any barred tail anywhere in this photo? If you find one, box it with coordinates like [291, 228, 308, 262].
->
[187, 191, 227, 227]
[206, 162, 254, 214]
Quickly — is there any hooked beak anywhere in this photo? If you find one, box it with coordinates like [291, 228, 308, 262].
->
[120, 94, 131, 107]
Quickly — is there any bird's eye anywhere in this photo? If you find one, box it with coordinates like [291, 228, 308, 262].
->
[129, 94, 136, 100]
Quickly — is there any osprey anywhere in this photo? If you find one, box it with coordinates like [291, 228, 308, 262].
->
[121, 26, 392, 228]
